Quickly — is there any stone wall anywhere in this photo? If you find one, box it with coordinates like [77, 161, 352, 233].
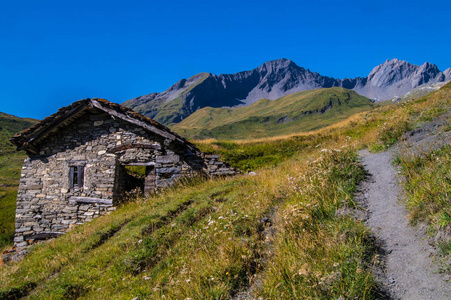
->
[204, 155, 241, 177]
[14, 109, 240, 252]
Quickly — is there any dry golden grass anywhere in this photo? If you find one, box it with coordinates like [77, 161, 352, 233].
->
[1, 83, 449, 299]
[193, 111, 371, 145]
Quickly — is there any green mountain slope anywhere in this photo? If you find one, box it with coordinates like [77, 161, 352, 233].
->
[0, 113, 37, 155]
[171, 87, 375, 139]
[0, 113, 37, 249]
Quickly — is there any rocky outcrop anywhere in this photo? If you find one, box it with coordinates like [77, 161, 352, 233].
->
[124, 59, 450, 125]
[444, 68, 451, 81]
[351, 59, 448, 100]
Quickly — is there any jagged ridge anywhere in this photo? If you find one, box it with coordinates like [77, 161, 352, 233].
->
[124, 58, 450, 125]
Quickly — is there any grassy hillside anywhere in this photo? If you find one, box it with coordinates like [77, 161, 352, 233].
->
[0, 113, 37, 156]
[0, 113, 37, 249]
[0, 140, 382, 299]
[0, 156, 25, 249]
[397, 145, 451, 257]
[172, 87, 375, 139]
[393, 83, 451, 257]
[0, 83, 449, 299]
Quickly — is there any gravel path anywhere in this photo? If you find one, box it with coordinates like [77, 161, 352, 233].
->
[359, 149, 451, 299]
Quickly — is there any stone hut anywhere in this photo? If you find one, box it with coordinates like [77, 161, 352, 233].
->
[10, 98, 239, 250]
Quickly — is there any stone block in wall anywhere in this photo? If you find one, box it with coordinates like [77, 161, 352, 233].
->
[102, 191, 113, 198]
[23, 222, 39, 227]
[14, 236, 24, 243]
[157, 167, 181, 174]
[79, 205, 89, 211]
[22, 185, 43, 190]
[52, 225, 68, 230]
[61, 220, 77, 225]
[62, 206, 78, 213]
[156, 155, 180, 164]
[156, 179, 169, 188]
[16, 227, 31, 233]
[16, 242, 28, 248]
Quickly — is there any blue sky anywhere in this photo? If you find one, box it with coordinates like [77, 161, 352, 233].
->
[1, 0, 450, 119]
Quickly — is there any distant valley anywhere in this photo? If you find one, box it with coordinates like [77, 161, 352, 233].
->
[123, 58, 450, 125]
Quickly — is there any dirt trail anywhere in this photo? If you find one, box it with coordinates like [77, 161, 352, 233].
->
[359, 149, 451, 299]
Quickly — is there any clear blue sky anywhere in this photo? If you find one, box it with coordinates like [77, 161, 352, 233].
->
[1, 0, 450, 119]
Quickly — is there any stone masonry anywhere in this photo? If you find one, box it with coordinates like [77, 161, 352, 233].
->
[10, 98, 240, 252]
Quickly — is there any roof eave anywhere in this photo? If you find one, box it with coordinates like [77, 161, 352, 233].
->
[10, 100, 92, 151]
[10, 98, 202, 156]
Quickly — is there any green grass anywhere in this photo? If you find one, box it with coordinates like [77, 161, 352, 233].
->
[259, 150, 382, 299]
[370, 117, 411, 152]
[370, 82, 450, 152]
[0, 188, 19, 249]
[172, 87, 375, 139]
[197, 134, 332, 172]
[0, 148, 383, 299]
[0, 112, 36, 249]
[396, 145, 451, 228]
[0, 112, 37, 156]
[0, 83, 449, 298]
[395, 144, 451, 272]
[0, 154, 26, 249]
[124, 165, 146, 178]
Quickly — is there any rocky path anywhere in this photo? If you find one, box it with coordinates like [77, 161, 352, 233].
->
[359, 149, 450, 299]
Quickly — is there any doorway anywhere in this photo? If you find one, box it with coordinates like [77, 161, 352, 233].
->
[120, 164, 156, 196]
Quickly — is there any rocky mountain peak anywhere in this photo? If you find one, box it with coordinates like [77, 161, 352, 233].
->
[254, 59, 303, 84]
[444, 68, 451, 80]
[367, 59, 416, 84]
[259, 58, 296, 70]
[355, 58, 447, 100]
[417, 61, 440, 74]
[124, 58, 449, 124]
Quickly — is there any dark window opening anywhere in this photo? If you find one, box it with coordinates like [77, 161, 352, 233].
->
[70, 165, 84, 188]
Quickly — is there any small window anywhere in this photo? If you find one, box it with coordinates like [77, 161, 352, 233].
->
[69, 165, 84, 188]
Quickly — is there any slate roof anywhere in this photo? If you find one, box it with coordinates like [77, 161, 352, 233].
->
[10, 98, 201, 155]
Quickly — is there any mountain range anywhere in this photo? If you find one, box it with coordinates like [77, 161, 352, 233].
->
[123, 58, 451, 125]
